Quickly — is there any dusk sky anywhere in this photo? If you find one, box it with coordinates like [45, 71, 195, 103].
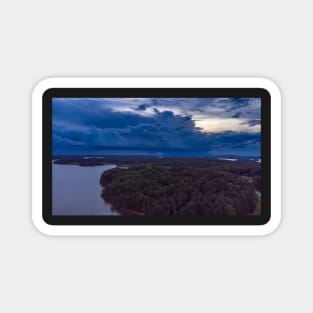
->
[52, 97, 261, 156]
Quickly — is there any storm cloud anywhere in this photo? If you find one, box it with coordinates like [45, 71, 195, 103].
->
[52, 98, 261, 156]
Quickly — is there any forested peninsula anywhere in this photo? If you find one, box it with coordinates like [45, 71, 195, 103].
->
[98, 157, 261, 216]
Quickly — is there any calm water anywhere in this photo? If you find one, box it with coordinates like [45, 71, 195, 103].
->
[52, 163, 119, 215]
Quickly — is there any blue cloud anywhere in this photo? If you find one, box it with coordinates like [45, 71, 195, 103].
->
[135, 104, 150, 111]
[232, 112, 242, 118]
[52, 98, 261, 156]
[242, 119, 261, 127]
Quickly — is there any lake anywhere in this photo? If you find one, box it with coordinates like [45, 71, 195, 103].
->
[52, 163, 119, 215]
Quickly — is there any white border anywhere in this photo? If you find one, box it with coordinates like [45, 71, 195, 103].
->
[32, 77, 281, 236]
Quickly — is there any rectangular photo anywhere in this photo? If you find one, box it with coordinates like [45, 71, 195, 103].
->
[52, 97, 262, 218]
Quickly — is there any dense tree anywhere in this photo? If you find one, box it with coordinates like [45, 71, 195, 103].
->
[100, 164, 259, 216]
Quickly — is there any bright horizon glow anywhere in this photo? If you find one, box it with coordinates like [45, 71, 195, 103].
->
[195, 117, 261, 133]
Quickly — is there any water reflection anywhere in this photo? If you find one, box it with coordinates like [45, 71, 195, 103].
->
[52, 163, 118, 215]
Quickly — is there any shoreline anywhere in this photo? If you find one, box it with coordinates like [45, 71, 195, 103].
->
[54, 158, 261, 217]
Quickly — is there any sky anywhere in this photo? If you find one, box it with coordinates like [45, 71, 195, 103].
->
[52, 97, 261, 157]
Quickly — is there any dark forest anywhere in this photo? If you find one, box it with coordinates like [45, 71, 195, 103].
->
[94, 157, 261, 216]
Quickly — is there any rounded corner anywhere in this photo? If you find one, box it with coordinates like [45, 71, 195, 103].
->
[31, 214, 55, 236]
[258, 213, 282, 236]
[255, 77, 282, 99]
[32, 77, 59, 100]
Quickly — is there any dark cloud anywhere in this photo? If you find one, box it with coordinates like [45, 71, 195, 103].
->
[53, 97, 261, 120]
[224, 98, 252, 112]
[52, 98, 261, 156]
[135, 104, 150, 111]
[53, 99, 155, 129]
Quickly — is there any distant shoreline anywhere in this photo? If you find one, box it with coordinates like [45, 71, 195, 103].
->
[53, 155, 261, 167]
[53, 154, 261, 159]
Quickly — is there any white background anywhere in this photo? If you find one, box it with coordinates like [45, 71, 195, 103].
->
[0, 1, 311, 312]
